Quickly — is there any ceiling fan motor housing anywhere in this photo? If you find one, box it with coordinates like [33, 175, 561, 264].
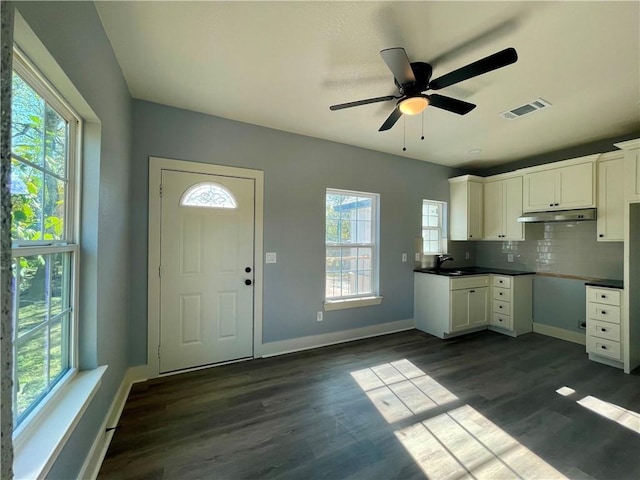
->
[395, 62, 432, 95]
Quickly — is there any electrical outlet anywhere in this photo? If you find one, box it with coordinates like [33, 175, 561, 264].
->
[507, 253, 514, 263]
[265, 252, 277, 264]
[402, 253, 407, 262]
[415, 253, 421, 261]
[465, 251, 470, 260]
[317, 311, 323, 322]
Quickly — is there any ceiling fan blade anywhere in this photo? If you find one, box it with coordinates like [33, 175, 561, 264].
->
[428, 94, 476, 115]
[380, 47, 416, 86]
[329, 95, 397, 111]
[379, 107, 402, 131]
[429, 47, 518, 90]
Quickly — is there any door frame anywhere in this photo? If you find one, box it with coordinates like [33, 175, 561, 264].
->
[147, 156, 264, 377]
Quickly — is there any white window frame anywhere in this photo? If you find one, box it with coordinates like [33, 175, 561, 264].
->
[422, 199, 448, 255]
[324, 188, 382, 311]
[10, 48, 81, 439]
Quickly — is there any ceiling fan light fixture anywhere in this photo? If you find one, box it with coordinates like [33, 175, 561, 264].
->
[398, 96, 429, 115]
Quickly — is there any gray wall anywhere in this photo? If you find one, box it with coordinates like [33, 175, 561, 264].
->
[130, 100, 461, 363]
[15, 2, 132, 478]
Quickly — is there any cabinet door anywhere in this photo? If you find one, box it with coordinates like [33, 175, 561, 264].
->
[467, 181, 483, 239]
[597, 157, 624, 241]
[558, 162, 595, 208]
[523, 169, 557, 212]
[503, 176, 524, 240]
[483, 180, 503, 240]
[468, 287, 488, 327]
[450, 289, 470, 332]
[626, 148, 640, 202]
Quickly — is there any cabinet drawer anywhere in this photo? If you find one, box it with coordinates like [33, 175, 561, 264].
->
[587, 303, 620, 324]
[493, 287, 510, 301]
[493, 300, 511, 315]
[491, 312, 512, 330]
[450, 276, 489, 290]
[587, 336, 621, 361]
[492, 276, 511, 288]
[587, 287, 621, 306]
[587, 320, 620, 342]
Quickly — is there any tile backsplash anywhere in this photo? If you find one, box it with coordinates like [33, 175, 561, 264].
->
[474, 221, 623, 280]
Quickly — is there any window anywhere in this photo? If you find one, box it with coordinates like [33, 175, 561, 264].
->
[325, 189, 379, 301]
[180, 182, 237, 208]
[422, 200, 447, 254]
[10, 51, 79, 428]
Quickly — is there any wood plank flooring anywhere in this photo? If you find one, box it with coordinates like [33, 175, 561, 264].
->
[99, 330, 640, 479]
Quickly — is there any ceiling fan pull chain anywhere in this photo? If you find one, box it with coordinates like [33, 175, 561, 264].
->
[421, 112, 425, 140]
[402, 116, 407, 151]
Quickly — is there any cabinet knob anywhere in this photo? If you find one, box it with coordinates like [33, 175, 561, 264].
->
[499, 305, 503, 309]
[469, 235, 473, 238]
[549, 203, 554, 207]
[601, 310, 607, 315]
[601, 328, 607, 332]
[599, 234, 604, 238]
[601, 345, 608, 350]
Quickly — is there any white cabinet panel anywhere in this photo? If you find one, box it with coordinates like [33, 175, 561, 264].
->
[449, 176, 483, 240]
[597, 154, 625, 242]
[523, 160, 595, 212]
[483, 176, 523, 241]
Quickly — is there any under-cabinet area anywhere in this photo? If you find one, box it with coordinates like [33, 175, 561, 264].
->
[414, 269, 533, 339]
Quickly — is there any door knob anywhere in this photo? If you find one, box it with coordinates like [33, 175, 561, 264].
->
[244, 279, 252, 286]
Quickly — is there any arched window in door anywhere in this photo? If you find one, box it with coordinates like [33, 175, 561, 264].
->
[180, 182, 237, 209]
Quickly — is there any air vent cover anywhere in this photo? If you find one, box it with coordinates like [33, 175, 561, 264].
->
[500, 98, 551, 120]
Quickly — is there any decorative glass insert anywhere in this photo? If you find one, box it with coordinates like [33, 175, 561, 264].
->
[180, 182, 237, 209]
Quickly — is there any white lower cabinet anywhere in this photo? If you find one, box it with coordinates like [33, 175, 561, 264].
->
[488, 274, 533, 337]
[414, 272, 533, 339]
[586, 285, 623, 368]
[414, 273, 488, 339]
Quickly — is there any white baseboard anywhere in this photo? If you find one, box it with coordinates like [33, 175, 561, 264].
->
[260, 319, 415, 358]
[78, 367, 148, 480]
[532, 322, 586, 345]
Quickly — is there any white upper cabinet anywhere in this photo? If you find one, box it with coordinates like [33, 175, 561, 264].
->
[483, 175, 523, 241]
[597, 152, 625, 242]
[614, 139, 640, 202]
[522, 157, 596, 212]
[449, 175, 483, 240]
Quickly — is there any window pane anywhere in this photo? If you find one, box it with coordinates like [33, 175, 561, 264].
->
[356, 197, 372, 221]
[11, 72, 45, 166]
[325, 272, 340, 298]
[11, 159, 44, 241]
[355, 220, 372, 243]
[49, 317, 67, 381]
[326, 219, 340, 244]
[325, 247, 341, 273]
[357, 247, 372, 271]
[50, 253, 70, 316]
[44, 103, 67, 177]
[340, 196, 357, 219]
[340, 219, 354, 243]
[326, 194, 341, 219]
[44, 175, 65, 240]
[15, 255, 48, 336]
[16, 327, 47, 419]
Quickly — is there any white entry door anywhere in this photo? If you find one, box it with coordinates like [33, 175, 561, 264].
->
[159, 169, 255, 373]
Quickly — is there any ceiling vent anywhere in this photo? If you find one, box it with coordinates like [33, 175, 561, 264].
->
[500, 98, 551, 120]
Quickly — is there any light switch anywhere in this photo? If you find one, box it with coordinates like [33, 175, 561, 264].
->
[402, 253, 407, 262]
[266, 252, 277, 264]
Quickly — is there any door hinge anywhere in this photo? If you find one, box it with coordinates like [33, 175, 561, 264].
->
[159, 184, 163, 197]
[158, 345, 161, 358]
[159, 265, 162, 277]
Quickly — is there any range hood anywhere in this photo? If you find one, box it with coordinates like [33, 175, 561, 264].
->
[517, 208, 597, 223]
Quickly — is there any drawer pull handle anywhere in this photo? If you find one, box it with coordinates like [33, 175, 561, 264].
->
[470, 290, 475, 293]
[601, 345, 607, 350]
[601, 328, 607, 332]
[601, 295, 606, 299]
[601, 311, 607, 315]
[498, 319, 503, 322]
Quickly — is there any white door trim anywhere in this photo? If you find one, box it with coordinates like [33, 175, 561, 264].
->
[147, 157, 264, 378]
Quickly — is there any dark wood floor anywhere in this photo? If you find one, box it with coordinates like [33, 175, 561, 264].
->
[99, 330, 640, 479]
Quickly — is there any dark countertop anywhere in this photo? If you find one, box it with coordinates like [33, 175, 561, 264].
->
[584, 279, 624, 289]
[414, 266, 536, 277]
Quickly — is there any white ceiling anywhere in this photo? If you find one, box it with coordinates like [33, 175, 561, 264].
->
[95, 1, 640, 170]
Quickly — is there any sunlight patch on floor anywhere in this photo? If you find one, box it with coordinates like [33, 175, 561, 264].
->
[555, 386, 575, 396]
[350, 359, 458, 423]
[353, 359, 568, 479]
[577, 395, 640, 434]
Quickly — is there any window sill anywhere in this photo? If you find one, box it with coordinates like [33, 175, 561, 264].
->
[324, 296, 383, 311]
[13, 365, 107, 480]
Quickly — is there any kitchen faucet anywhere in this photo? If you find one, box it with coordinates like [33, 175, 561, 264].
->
[436, 254, 454, 270]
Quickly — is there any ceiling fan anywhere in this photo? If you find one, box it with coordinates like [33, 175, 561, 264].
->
[329, 47, 518, 132]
